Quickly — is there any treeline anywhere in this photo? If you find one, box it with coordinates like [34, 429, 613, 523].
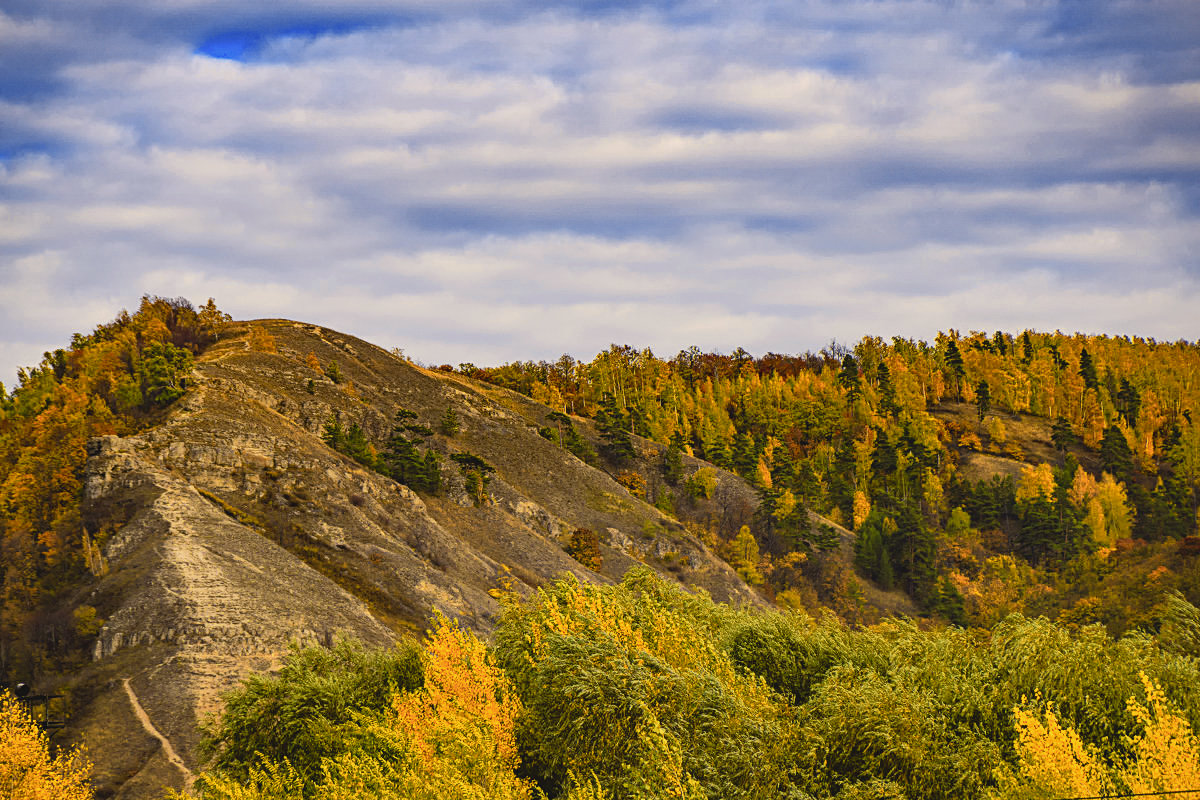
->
[466, 332, 1200, 622]
[0, 296, 229, 683]
[186, 570, 1200, 800]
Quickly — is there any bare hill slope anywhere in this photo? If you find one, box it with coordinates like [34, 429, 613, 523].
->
[68, 319, 759, 798]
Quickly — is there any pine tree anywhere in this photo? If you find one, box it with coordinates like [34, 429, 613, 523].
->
[1078, 348, 1099, 391]
[871, 427, 898, 493]
[322, 415, 345, 451]
[439, 407, 460, 437]
[992, 331, 1008, 356]
[661, 435, 685, 485]
[1051, 416, 1079, 453]
[976, 379, 991, 422]
[1116, 379, 1141, 427]
[838, 354, 861, 398]
[597, 393, 635, 462]
[944, 339, 965, 399]
[876, 362, 897, 415]
[1100, 425, 1135, 483]
[343, 423, 373, 467]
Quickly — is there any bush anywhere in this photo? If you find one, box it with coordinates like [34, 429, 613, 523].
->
[200, 639, 422, 789]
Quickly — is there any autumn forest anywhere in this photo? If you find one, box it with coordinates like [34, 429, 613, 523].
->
[2, 298, 1200, 799]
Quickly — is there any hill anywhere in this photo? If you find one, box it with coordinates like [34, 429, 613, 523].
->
[7, 314, 786, 798]
[3, 302, 1199, 798]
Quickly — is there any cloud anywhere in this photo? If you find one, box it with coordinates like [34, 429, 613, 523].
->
[1, 0, 1198, 387]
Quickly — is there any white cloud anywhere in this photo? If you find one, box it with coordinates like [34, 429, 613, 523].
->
[1, 0, 1198, 387]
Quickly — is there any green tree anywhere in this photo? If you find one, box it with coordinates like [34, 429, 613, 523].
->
[1078, 347, 1099, 391]
[199, 639, 423, 788]
[838, 354, 861, 398]
[944, 339, 965, 398]
[439, 407, 460, 437]
[975, 379, 991, 423]
[1051, 417, 1079, 453]
[853, 511, 894, 590]
[321, 415, 345, 451]
[661, 434, 685, 485]
[596, 393, 635, 462]
[343, 422, 373, 467]
[1100, 426, 1135, 483]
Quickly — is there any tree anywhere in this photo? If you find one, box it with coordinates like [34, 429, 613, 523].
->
[731, 526, 764, 585]
[247, 325, 277, 353]
[871, 427, 898, 493]
[343, 423, 373, 467]
[975, 379, 991, 423]
[1116, 378, 1141, 427]
[1, 691, 94, 800]
[1100, 426, 1135, 483]
[854, 511, 894, 590]
[321, 415, 345, 451]
[838, 354, 861, 398]
[595, 393, 634, 463]
[566, 528, 603, 571]
[1078, 348, 1099, 391]
[944, 339, 965, 398]
[1051, 417, 1079, 453]
[661, 435, 685, 485]
[889, 503, 936, 603]
[439, 407, 460, 437]
[876, 362, 898, 416]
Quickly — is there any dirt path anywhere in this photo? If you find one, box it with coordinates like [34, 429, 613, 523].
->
[122, 678, 196, 790]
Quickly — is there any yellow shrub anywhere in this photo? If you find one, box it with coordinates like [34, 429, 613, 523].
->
[0, 693, 93, 800]
[1119, 673, 1200, 797]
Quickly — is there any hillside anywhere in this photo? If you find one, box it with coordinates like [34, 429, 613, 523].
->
[23, 317, 773, 798]
[4, 305, 1199, 799]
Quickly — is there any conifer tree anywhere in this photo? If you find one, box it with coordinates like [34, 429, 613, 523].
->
[1078, 348, 1099, 391]
[1100, 425, 1135, 483]
[661, 434, 685, 485]
[976, 379, 991, 423]
[1052, 416, 1079, 453]
[596, 393, 635, 462]
[876, 362, 897, 415]
[322, 415, 345, 451]
[343, 423, 373, 467]
[439, 407, 460, 437]
[838, 354, 861, 398]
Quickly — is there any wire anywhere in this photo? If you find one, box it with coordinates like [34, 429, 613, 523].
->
[1053, 791, 1200, 800]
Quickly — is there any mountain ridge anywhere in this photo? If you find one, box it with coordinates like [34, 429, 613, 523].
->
[63, 317, 764, 798]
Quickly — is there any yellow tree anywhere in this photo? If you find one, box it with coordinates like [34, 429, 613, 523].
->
[1016, 464, 1056, 504]
[0, 692, 93, 800]
[730, 526, 764, 585]
[1094, 473, 1134, 546]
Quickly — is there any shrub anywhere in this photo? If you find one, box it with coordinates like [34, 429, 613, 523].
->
[199, 639, 422, 789]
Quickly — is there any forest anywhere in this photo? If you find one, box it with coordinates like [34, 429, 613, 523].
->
[459, 331, 1200, 632]
[2, 304, 1200, 799]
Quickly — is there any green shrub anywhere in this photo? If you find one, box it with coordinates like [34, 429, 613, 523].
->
[200, 639, 422, 790]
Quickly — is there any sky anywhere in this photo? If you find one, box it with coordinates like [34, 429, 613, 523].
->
[1, 0, 1198, 386]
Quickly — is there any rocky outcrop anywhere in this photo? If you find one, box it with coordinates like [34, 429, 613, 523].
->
[71, 319, 760, 798]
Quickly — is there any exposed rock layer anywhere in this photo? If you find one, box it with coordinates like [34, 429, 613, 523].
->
[72, 320, 759, 798]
